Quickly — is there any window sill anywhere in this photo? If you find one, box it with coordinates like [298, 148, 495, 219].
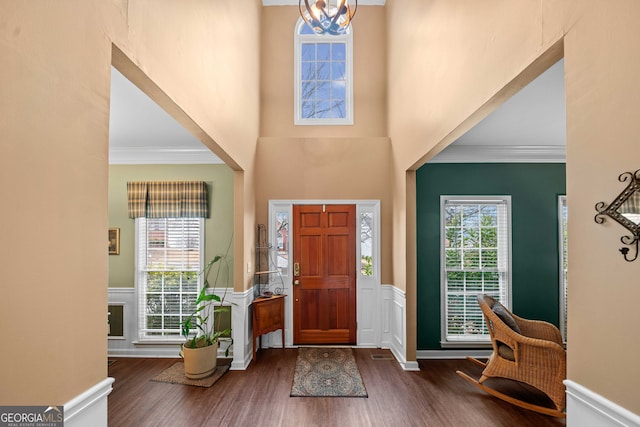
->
[294, 119, 354, 126]
[132, 340, 183, 346]
[440, 341, 492, 349]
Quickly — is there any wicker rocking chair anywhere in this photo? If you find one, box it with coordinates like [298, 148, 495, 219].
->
[456, 294, 566, 418]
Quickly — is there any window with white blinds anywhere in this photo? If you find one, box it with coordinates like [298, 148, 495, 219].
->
[559, 195, 568, 341]
[441, 196, 512, 344]
[136, 217, 204, 341]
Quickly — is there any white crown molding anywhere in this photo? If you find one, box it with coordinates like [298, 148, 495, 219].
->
[110, 144, 563, 165]
[109, 147, 223, 165]
[263, 0, 385, 5]
[429, 145, 566, 163]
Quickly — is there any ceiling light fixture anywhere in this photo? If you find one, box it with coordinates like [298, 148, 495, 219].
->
[299, 0, 357, 36]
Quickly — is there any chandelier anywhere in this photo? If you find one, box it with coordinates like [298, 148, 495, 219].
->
[299, 0, 357, 36]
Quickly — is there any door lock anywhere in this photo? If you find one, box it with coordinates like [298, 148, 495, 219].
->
[293, 262, 300, 276]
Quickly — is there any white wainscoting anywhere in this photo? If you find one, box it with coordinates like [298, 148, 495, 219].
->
[109, 284, 419, 371]
[107, 288, 142, 354]
[357, 280, 380, 348]
[230, 289, 254, 370]
[107, 287, 182, 358]
[379, 285, 393, 349]
[380, 285, 419, 371]
[565, 380, 640, 427]
[107, 287, 252, 369]
[64, 378, 114, 427]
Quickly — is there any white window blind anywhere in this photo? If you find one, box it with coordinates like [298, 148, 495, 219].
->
[136, 217, 204, 340]
[441, 196, 512, 343]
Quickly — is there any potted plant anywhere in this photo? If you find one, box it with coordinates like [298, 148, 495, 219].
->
[180, 245, 232, 379]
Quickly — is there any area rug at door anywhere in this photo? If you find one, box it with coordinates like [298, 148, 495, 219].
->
[290, 347, 368, 397]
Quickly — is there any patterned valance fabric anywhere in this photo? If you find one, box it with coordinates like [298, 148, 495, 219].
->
[127, 181, 209, 218]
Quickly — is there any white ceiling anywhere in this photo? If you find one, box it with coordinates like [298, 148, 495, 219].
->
[108, 59, 565, 164]
[108, 68, 220, 165]
[454, 59, 565, 147]
[431, 58, 566, 163]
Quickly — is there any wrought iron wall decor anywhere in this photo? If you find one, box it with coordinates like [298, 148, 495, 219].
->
[594, 169, 640, 262]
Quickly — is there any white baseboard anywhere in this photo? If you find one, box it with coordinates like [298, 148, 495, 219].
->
[64, 378, 114, 427]
[401, 359, 421, 371]
[379, 285, 420, 371]
[565, 380, 640, 427]
[230, 347, 252, 370]
[387, 345, 419, 371]
[417, 349, 492, 360]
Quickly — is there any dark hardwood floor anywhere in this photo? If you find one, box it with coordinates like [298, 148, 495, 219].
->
[108, 348, 566, 427]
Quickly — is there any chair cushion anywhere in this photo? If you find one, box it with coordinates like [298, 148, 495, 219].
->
[492, 303, 522, 334]
[497, 343, 515, 361]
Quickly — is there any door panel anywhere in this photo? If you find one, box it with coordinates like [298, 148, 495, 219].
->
[300, 235, 321, 277]
[327, 234, 349, 276]
[293, 204, 356, 344]
[328, 288, 350, 329]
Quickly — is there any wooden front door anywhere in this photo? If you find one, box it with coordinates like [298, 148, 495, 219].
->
[292, 204, 357, 344]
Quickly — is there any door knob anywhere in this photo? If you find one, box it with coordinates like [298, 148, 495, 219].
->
[294, 280, 300, 285]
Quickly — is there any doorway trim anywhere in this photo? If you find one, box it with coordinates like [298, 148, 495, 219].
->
[267, 200, 381, 348]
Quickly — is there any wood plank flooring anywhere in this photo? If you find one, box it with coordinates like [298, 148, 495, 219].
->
[108, 348, 566, 427]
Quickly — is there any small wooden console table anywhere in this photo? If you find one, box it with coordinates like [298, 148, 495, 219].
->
[252, 294, 286, 361]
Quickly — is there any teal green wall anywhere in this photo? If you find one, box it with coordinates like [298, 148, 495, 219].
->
[108, 164, 234, 288]
[416, 163, 566, 350]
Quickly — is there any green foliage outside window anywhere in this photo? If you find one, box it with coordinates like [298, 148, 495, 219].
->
[145, 271, 199, 335]
[444, 201, 507, 339]
[361, 255, 372, 276]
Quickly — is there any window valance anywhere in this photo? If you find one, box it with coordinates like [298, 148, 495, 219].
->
[127, 181, 209, 218]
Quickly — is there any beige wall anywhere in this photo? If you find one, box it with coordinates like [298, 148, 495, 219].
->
[110, 0, 261, 294]
[388, 0, 564, 171]
[387, 0, 640, 414]
[260, 6, 387, 138]
[0, 0, 259, 405]
[255, 137, 393, 283]
[257, 6, 392, 281]
[387, 0, 565, 363]
[563, 0, 640, 412]
[108, 164, 235, 287]
[0, 0, 113, 405]
[3, 0, 640, 417]
[111, 1, 260, 170]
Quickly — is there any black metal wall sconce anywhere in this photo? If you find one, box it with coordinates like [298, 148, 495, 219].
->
[595, 169, 640, 262]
